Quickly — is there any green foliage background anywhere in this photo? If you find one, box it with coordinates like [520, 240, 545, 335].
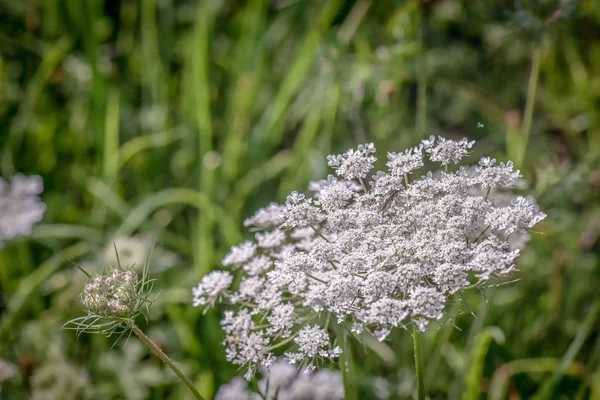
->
[0, 0, 599, 398]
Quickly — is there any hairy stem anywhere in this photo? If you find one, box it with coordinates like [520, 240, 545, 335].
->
[131, 323, 205, 400]
[413, 324, 426, 400]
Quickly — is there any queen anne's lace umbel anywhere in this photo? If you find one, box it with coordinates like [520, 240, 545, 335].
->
[193, 136, 546, 379]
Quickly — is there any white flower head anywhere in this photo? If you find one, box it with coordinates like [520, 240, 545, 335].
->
[195, 136, 545, 378]
[192, 271, 233, 307]
[223, 241, 257, 266]
[284, 325, 342, 371]
[422, 135, 475, 165]
[244, 203, 286, 229]
[386, 145, 424, 176]
[328, 143, 377, 180]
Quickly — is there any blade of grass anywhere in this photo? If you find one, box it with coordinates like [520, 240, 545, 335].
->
[462, 327, 506, 400]
[514, 44, 542, 169]
[249, 0, 344, 156]
[489, 358, 585, 400]
[86, 177, 131, 219]
[0, 241, 92, 340]
[92, 87, 120, 225]
[27, 223, 104, 242]
[278, 107, 322, 197]
[415, 0, 428, 139]
[115, 188, 241, 250]
[221, 0, 266, 182]
[114, 127, 187, 170]
[190, 0, 221, 276]
[339, 329, 359, 400]
[2, 36, 72, 175]
[337, 0, 372, 45]
[141, 0, 169, 129]
[531, 302, 599, 400]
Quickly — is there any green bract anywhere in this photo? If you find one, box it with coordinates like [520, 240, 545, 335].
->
[63, 247, 156, 340]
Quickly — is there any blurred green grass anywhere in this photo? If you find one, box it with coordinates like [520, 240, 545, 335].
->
[0, 0, 599, 399]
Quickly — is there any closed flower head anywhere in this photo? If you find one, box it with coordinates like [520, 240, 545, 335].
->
[65, 247, 156, 338]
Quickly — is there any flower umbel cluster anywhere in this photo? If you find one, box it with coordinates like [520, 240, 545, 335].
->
[215, 361, 344, 400]
[193, 136, 546, 378]
[0, 174, 46, 247]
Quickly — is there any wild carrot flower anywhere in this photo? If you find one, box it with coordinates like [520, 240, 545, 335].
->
[0, 174, 46, 247]
[215, 361, 344, 400]
[193, 136, 546, 378]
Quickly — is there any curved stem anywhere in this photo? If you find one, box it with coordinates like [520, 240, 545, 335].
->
[130, 323, 205, 400]
[413, 324, 426, 400]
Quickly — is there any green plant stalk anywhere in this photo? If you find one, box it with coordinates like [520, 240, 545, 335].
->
[338, 329, 358, 400]
[130, 323, 205, 400]
[93, 88, 120, 224]
[192, 1, 218, 276]
[413, 325, 426, 400]
[416, 1, 427, 138]
[516, 45, 542, 168]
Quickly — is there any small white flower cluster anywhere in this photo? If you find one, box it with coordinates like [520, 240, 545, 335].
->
[0, 360, 18, 382]
[215, 361, 344, 400]
[193, 136, 546, 378]
[82, 269, 138, 318]
[0, 174, 46, 248]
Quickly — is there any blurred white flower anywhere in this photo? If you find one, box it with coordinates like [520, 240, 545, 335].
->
[102, 235, 179, 272]
[0, 174, 46, 247]
[223, 241, 257, 266]
[0, 360, 18, 382]
[215, 361, 344, 400]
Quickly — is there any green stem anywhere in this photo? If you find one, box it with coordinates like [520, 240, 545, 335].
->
[413, 324, 426, 400]
[517, 44, 542, 168]
[416, 1, 427, 138]
[339, 329, 358, 400]
[131, 323, 205, 400]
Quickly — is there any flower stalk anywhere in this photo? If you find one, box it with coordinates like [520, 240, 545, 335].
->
[413, 324, 426, 400]
[130, 323, 205, 400]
